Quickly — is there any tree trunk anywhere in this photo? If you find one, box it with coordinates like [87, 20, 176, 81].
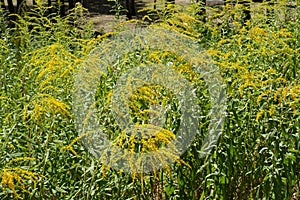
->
[126, 0, 136, 19]
[69, 0, 75, 9]
[7, 0, 14, 13]
[82, 0, 88, 8]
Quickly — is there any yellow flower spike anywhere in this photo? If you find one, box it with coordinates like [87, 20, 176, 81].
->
[238, 82, 257, 97]
[39, 85, 58, 93]
[23, 104, 29, 122]
[274, 88, 282, 102]
[261, 79, 273, 87]
[289, 102, 299, 114]
[62, 145, 78, 156]
[149, 52, 162, 64]
[256, 110, 265, 122]
[60, 67, 73, 78]
[105, 90, 113, 110]
[33, 99, 41, 123]
[263, 69, 276, 78]
[269, 105, 276, 116]
[276, 77, 288, 85]
[8, 157, 35, 166]
[257, 91, 270, 103]
[177, 159, 192, 169]
[279, 87, 289, 102]
[1, 165, 45, 199]
[46, 96, 71, 117]
[62, 130, 95, 157]
[290, 86, 300, 102]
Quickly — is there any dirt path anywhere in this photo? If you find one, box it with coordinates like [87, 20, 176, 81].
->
[6, 0, 224, 32]
[86, 0, 224, 32]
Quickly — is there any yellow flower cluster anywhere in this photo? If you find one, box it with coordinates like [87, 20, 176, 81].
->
[0, 158, 45, 199]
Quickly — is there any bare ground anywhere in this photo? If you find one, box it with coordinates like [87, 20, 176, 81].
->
[84, 0, 225, 32]
[4, 0, 224, 32]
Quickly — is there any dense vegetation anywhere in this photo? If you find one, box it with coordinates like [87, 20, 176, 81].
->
[0, 1, 299, 199]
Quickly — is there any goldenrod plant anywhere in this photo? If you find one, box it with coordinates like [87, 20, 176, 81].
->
[0, 0, 299, 199]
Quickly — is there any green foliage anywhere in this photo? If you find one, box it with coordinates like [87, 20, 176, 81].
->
[1, 1, 299, 199]
[108, 0, 127, 19]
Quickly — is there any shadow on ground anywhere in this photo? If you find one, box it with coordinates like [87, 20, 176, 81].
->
[84, 0, 156, 32]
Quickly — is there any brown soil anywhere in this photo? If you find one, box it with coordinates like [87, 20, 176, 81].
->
[6, 0, 224, 32]
[85, 0, 225, 32]
[85, 0, 195, 33]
